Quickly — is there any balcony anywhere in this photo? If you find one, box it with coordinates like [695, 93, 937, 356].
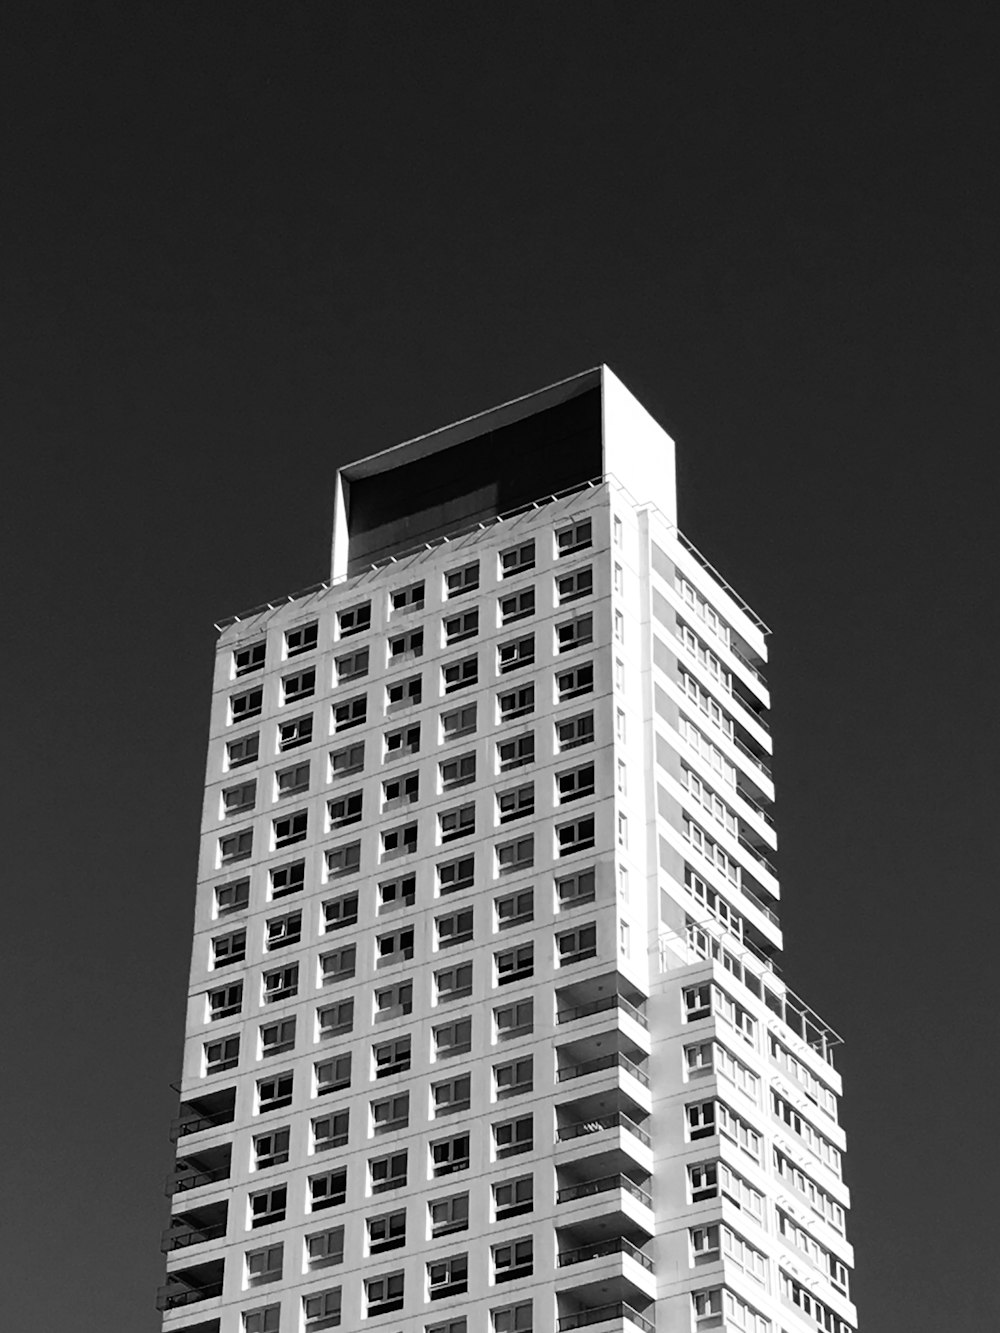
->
[155, 1259, 224, 1312]
[557, 1173, 651, 1210]
[555, 1148, 654, 1237]
[167, 1144, 231, 1197]
[170, 1088, 236, 1143]
[557, 1110, 650, 1150]
[556, 1032, 650, 1103]
[556, 974, 649, 1036]
[162, 1201, 228, 1253]
[557, 1227, 657, 1303]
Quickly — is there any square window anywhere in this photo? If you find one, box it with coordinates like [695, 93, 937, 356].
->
[275, 762, 310, 799]
[497, 733, 535, 772]
[234, 640, 266, 676]
[303, 1286, 342, 1332]
[434, 962, 473, 1003]
[435, 908, 474, 948]
[430, 1132, 469, 1177]
[368, 1209, 407, 1254]
[439, 752, 476, 791]
[329, 741, 365, 778]
[555, 518, 592, 556]
[496, 836, 534, 875]
[497, 635, 534, 674]
[265, 910, 301, 950]
[270, 860, 305, 899]
[386, 674, 422, 713]
[384, 723, 421, 759]
[555, 566, 594, 604]
[226, 732, 260, 769]
[492, 1236, 533, 1280]
[494, 1057, 533, 1099]
[444, 562, 479, 598]
[555, 867, 596, 909]
[317, 999, 354, 1040]
[215, 877, 250, 915]
[375, 926, 414, 968]
[491, 1304, 533, 1333]
[499, 588, 535, 625]
[253, 1127, 290, 1169]
[381, 822, 418, 861]
[375, 981, 413, 1020]
[278, 713, 313, 751]
[230, 688, 263, 724]
[282, 667, 316, 704]
[431, 1072, 472, 1116]
[208, 981, 243, 1021]
[204, 1034, 240, 1074]
[556, 662, 594, 701]
[443, 609, 479, 644]
[328, 790, 363, 828]
[321, 892, 359, 931]
[256, 1073, 294, 1114]
[437, 855, 475, 895]
[429, 1192, 469, 1238]
[373, 1036, 411, 1079]
[439, 803, 475, 843]
[338, 602, 371, 638]
[335, 647, 369, 683]
[377, 873, 416, 912]
[371, 1092, 410, 1134]
[319, 945, 357, 986]
[495, 943, 533, 985]
[442, 655, 478, 695]
[249, 1185, 287, 1228]
[259, 1017, 296, 1058]
[310, 1168, 348, 1210]
[428, 1252, 468, 1300]
[556, 923, 598, 965]
[390, 582, 424, 615]
[555, 613, 593, 654]
[388, 628, 423, 663]
[433, 1017, 472, 1059]
[556, 815, 596, 856]
[306, 1226, 345, 1270]
[285, 621, 319, 657]
[366, 1271, 404, 1317]
[494, 889, 533, 930]
[493, 1115, 532, 1160]
[494, 998, 533, 1040]
[555, 712, 594, 751]
[325, 841, 361, 878]
[222, 780, 256, 817]
[243, 1308, 280, 1333]
[556, 763, 595, 803]
[382, 772, 419, 810]
[499, 541, 535, 578]
[332, 694, 367, 732]
[497, 783, 533, 823]
[369, 1150, 408, 1194]
[315, 1054, 352, 1095]
[272, 810, 307, 848]
[262, 964, 299, 1004]
[212, 929, 246, 968]
[219, 828, 253, 864]
[441, 704, 476, 740]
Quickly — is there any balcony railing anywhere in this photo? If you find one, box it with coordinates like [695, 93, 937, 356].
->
[557, 1111, 651, 1148]
[170, 1112, 232, 1142]
[738, 834, 778, 880]
[558, 1236, 653, 1271]
[557, 1301, 654, 1333]
[167, 1166, 230, 1196]
[155, 1280, 224, 1312]
[557, 1173, 652, 1209]
[557, 994, 649, 1029]
[557, 1052, 650, 1088]
[733, 732, 772, 779]
[161, 1222, 227, 1253]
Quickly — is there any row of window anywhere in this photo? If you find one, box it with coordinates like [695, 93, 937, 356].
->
[241, 1293, 530, 1333]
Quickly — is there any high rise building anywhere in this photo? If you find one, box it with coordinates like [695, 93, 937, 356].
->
[159, 368, 857, 1333]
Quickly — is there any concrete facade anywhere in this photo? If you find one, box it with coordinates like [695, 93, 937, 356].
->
[160, 368, 857, 1333]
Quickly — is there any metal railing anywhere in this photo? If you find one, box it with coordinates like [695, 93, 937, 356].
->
[558, 1236, 653, 1271]
[557, 1052, 650, 1088]
[733, 732, 773, 779]
[557, 1301, 655, 1333]
[730, 640, 769, 686]
[556, 993, 649, 1029]
[557, 1173, 652, 1209]
[557, 1111, 651, 1148]
[170, 1111, 234, 1142]
[155, 1280, 224, 1312]
[161, 1221, 227, 1253]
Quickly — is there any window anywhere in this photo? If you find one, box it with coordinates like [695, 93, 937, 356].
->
[368, 1209, 407, 1254]
[338, 602, 371, 638]
[445, 562, 479, 598]
[208, 982, 243, 1021]
[497, 784, 533, 823]
[371, 1092, 410, 1134]
[319, 945, 356, 985]
[440, 804, 475, 843]
[282, 667, 316, 704]
[223, 780, 256, 816]
[260, 1018, 296, 1058]
[329, 741, 364, 778]
[382, 772, 419, 810]
[315, 1054, 352, 1095]
[614, 609, 625, 643]
[366, 1272, 404, 1317]
[285, 621, 319, 657]
[215, 877, 250, 915]
[556, 566, 593, 603]
[317, 999, 354, 1041]
[262, 964, 299, 1004]
[444, 609, 479, 644]
[390, 581, 425, 614]
[369, 1150, 408, 1193]
[617, 812, 628, 848]
[273, 811, 307, 848]
[256, 1073, 293, 1114]
[556, 763, 594, 803]
[556, 613, 593, 654]
[499, 541, 535, 577]
[436, 908, 474, 947]
[685, 1043, 715, 1077]
[204, 1034, 240, 1074]
[687, 1101, 717, 1140]
[496, 836, 534, 875]
[556, 518, 592, 555]
[613, 515, 623, 545]
[688, 1162, 719, 1202]
[254, 1128, 290, 1170]
[495, 944, 533, 985]
[555, 662, 594, 701]
[495, 1057, 532, 1099]
[440, 753, 475, 790]
[614, 562, 624, 593]
[384, 723, 420, 759]
[312, 1111, 350, 1153]
[332, 694, 366, 732]
[683, 983, 713, 1021]
[499, 588, 535, 625]
[375, 981, 413, 1020]
[250, 1185, 287, 1228]
[429, 1192, 469, 1237]
[386, 674, 422, 713]
[212, 929, 246, 968]
[493, 1115, 532, 1159]
[373, 1037, 411, 1079]
[335, 646, 369, 683]
[265, 910, 301, 950]
[497, 733, 534, 771]
[617, 759, 627, 794]
[492, 1302, 532, 1333]
[433, 1018, 472, 1059]
[378, 873, 416, 912]
[555, 867, 596, 909]
[494, 999, 533, 1040]
[376, 926, 414, 968]
[322, 891, 359, 931]
[276, 762, 310, 798]
[246, 1243, 283, 1286]
[226, 732, 260, 769]
[432, 1073, 472, 1115]
[278, 714, 313, 751]
[428, 1253, 468, 1300]
[230, 688, 263, 723]
[435, 963, 473, 1003]
[310, 1168, 348, 1210]
[430, 1133, 470, 1176]
[220, 829, 253, 864]
[555, 712, 594, 751]
[498, 684, 534, 721]
[328, 790, 362, 828]
[388, 628, 423, 663]
[234, 640, 266, 676]
[303, 1287, 342, 1332]
[325, 841, 361, 877]
[556, 815, 595, 856]
[437, 855, 475, 895]
[492, 1237, 533, 1280]
[243, 1308, 280, 1333]
[442, 656, 478, 694]
[306, 1226, 345, 1270]
[497, 635, 535, 675]
[557, 923, 598, 965]
[495, 889, 533, 930]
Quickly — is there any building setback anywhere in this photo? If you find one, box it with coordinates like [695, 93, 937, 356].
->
[159, 367, 858, 1333]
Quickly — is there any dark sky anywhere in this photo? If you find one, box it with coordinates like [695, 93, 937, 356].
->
[5, 3, 999, 1329]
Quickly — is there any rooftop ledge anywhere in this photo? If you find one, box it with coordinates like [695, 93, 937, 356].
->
[214, 473, 770, 635]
